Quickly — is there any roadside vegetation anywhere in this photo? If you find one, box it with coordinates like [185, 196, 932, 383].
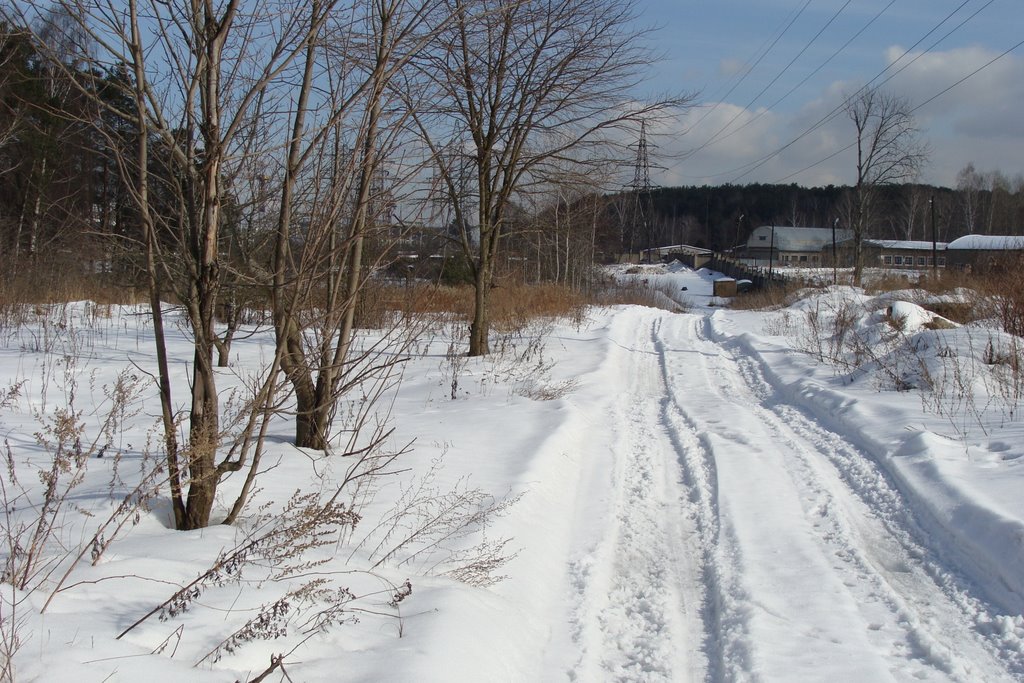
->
[2, 0, 1023, 676]
[737, 266, 1024, 442]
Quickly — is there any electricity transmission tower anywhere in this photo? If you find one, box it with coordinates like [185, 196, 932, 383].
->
[625, 120, 656, 261]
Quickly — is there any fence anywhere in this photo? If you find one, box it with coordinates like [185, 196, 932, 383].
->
[705, 255, 805, 290]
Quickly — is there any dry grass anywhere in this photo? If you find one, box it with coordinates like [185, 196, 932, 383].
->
[366, 281, 589, 329]
[1, 261, 598, 333]
[863, 272, 921, 294]
[6, 272, 699, 329]
[489, 284, 588, 330]
[0, 264, 144, 307]
[0, 268, 145, 334]
[922, 301, 979, 326]
[728, 281, 810, 311]
[972, 269, 1024, 337]
[852, 269, 988, 325]
[864, 269, 972, 296]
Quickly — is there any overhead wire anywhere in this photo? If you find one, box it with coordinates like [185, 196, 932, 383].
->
[770, 34, 1023, 184]
[908, 36, 1024, 113]
[667, 0, 984, 183]
[683, 0, 894, 159]
[720, 0, 992, 183]
[679, 0, 814, 137]
[682, 0, 853, 159]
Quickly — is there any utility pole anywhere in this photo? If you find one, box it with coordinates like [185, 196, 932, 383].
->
[832, 217, 839, 285]
[930, 195, 937, 278]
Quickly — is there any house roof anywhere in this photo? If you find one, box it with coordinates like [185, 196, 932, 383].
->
[746, 226, 853, 252]
[946, 234, 1024, 250]
[644, 244, 713, 256]
[864, 239, 948, 250]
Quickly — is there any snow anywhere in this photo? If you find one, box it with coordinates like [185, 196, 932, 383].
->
[947, 235, 1024, 250]
[866, 239, 948, 251]
[2, 269, 1024, 681]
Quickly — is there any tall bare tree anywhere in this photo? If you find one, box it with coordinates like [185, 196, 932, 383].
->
[8, 0, 449, 527]
[412, 0, 684, 355]
[956, 162, 983, 235]
[846, 87, 928, 284]
[15, 0, 355, 528]
[892, 183, 925, 241]
[270, 0, 442, 450]
[0, 21, 27, 164]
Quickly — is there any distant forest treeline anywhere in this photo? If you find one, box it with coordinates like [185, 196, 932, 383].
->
[3, 13, 1023, 286]
[613, 178, 1024, 254]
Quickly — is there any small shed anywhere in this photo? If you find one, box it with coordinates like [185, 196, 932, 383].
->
[713, 277, 737, 297]
[663, 244, 713, 270]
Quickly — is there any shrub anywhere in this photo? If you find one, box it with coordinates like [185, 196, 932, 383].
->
[729, 281, 811, 311]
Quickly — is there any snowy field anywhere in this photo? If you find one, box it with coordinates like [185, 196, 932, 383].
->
[2, 264, 1024, 682]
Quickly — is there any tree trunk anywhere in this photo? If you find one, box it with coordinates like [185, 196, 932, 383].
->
[293, 6, 390, 448]
[272, 13, 321, 449]
[175, 0, 234, 529]
[214, 337, 231, 367]
[852, 182, 866, 286]
[469, 258, 490, 356]
[129, 0, 185, 528]
[296, 392, 332, 451]
[183, 313, 220, 528]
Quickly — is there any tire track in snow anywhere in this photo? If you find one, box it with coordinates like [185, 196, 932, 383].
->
[656, 313, 1020, 682]
[652, 323, 753, 682]
[565, 312, 706, 682]
[713, 321, 1024, 680]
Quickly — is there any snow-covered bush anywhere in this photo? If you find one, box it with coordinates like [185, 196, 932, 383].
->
[779, 285, 1024, 436]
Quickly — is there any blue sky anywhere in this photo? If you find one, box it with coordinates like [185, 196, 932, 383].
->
[632, 0, 1023, 188]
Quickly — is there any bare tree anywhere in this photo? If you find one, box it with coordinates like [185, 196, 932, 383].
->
[956, 162, 983, 235]
[121, 0, 335, 529]
[0, 21, 26, 161]
[0, 6, 98, 266]
[269, 0, 443, 450]
[846, 87, 928, 284]
[985, 169, 1010, 234]
[7, 0, 448, 526]
[527, 167, 614, 288]
[13, 0, 358, 528]
[411, 0, 685, 355]
[892, 183, 926, 241]
[0, 20, 32, 266]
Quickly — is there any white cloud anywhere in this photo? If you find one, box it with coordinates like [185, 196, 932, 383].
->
[650, 46, 1024, 188]
[882, 46, 1024, 184]
[883, 46, 1024, 137]
[718, 58, 746, 78]
[652, 95, 853, 188]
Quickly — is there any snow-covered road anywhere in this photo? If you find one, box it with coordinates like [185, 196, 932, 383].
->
[7, 277, 1024, 681]
[541, 307, 1020, 682]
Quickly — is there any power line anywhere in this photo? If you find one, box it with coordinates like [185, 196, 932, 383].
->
[908, 39, 1022, 114]
[680, 0, 814, 138]
[771, 35, 1024, 184]
[668, 0, 983, 183]
[682, 0, 853, 159]
[683, 0, 894, 159]
[723, 0, 992, 183]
